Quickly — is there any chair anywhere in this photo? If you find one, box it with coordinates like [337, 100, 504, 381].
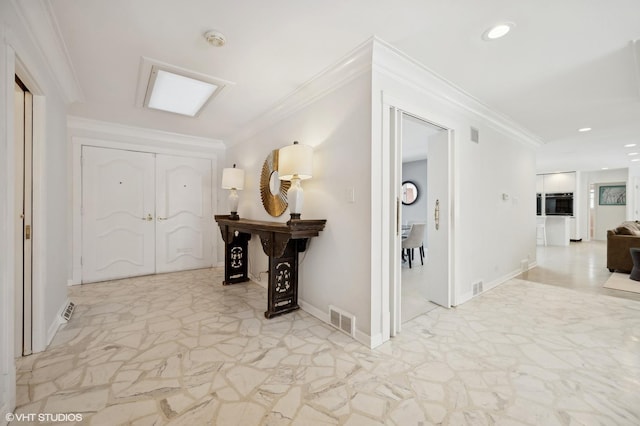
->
[402, 223, 426, 268]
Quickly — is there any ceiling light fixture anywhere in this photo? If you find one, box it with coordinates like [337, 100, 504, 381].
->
[136, 58, 235, 117]
[632, 158, 640, 162]
[145, 68, 218, 116]
[578, 127, 592, 132]
[629, 152, 639, 156]
[625, 143, 637, 148]
[204, 30, 226, 47]
[482, 23, 514, 41]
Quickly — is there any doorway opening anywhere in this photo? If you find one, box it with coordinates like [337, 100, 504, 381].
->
[389, 108, 452, 337]
[14, 75, 33, 356]
[399, 114, 442, 323]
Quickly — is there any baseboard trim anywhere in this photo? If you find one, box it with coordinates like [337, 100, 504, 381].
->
[457, 265, 531, 305]
[46, 298, 69, 347]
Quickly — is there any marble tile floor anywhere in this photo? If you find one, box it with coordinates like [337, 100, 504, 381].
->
[518, 241, 640, 302]
[13, 267, 640, 425]
[401, 264, 438, 323]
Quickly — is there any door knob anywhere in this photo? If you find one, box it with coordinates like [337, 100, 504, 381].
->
[143, 214, 153, 221]
[158, 217, 168, 221]
[434, 199, 440, 230]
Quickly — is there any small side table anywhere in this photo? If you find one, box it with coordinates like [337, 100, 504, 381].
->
[629, 248, 640, 281]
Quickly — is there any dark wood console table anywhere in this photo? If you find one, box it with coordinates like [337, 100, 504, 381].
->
[214, 215, 326, 318]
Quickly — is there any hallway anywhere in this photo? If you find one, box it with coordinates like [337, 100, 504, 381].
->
[519, 240, 640, 302]
[11, 266, 640, 424]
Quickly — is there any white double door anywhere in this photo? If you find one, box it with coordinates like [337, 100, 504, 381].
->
[82, 146, 213, 283]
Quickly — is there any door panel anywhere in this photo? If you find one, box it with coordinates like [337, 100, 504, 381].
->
[155, 155, 212, 273]
[14, 81, 24, 356]
[14, 78, 33, 356]
[82, 147, 155, 282]
[424, 130, 450, 307]
[22, 86, 33, 356]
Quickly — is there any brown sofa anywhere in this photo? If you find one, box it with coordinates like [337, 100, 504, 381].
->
[606, 221, 640, 272]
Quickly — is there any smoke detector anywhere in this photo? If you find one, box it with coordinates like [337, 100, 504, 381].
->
[204, 30, 226, 47]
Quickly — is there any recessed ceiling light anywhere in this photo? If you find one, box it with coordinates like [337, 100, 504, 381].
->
[482, 23, 514, 41]
[632, 158, 640, 162]
[625, 143, 637, 148]
[601, 167, 609, 170]
[578, 127, 592, 132]
[628, 152, 639, 156]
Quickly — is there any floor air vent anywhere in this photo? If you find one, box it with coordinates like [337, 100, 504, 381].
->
[62, 301, 76, 321]
[329, 305, 356, 338]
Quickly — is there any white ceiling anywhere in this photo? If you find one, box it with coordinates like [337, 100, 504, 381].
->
[47, 0, 640, 173]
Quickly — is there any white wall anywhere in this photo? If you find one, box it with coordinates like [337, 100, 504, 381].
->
[577, 168, 628, 241]
[370, 39, 539, 342]
[593, 181, 627, 240]
[227, 39, 539, 347]
[1, 1, 73, 417]
[226, 69, 373, 340]
[67, 117, 226, 283]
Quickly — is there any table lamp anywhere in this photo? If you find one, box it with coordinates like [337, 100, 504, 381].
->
[278, 141, 312, 221]
[221, 164, 244, 220]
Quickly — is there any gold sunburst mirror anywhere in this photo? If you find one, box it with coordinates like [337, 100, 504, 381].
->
[260, 150, 290, 217]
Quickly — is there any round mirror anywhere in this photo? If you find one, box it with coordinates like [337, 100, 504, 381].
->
[269, 170, 280, 195]
[260, 150, 290, 217]
[402, 181, 419, 205]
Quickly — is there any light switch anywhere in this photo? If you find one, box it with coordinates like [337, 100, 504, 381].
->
[346, 187, 355, 203]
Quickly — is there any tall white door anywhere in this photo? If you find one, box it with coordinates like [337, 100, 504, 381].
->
[82, 147, 156, 282]
[14, 78, 33, 356]
[424, 130, 451, 307]
[155, 155, 213, 273]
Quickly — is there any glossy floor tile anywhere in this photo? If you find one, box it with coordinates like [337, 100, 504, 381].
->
[401, 262, 438, 323]
[519, 240, 640, 302]
[13, 266, 640, 425]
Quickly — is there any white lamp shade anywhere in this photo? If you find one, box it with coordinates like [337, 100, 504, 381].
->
[221, 167, 244, 190]
[278, 142, 312, 180]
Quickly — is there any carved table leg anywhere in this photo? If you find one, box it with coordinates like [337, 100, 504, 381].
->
[265, 239, 306, 318]
[224, 231, 251, 285]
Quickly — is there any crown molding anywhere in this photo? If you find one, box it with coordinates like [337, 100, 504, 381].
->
[68, 116, 225, 151]
[229, 39, 373, 146]
[230, 36, 542, 149]
[12, 0, 83, 103]
[371, 37, 543, 148]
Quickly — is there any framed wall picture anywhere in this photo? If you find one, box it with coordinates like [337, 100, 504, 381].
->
[599, 185, 626, 205]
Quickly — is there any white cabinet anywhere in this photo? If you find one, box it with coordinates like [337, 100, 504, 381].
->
[542, 172, 576, 193]
[569, 216, 578, 241]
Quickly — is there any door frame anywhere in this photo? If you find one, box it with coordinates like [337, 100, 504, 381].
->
[12, 58, 47, 354]
[380, 93, 455, 343]
[71, 131, 222, 285]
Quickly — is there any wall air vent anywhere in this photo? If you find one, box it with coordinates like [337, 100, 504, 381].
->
[329, 305, 356, 338]
[471, 127, 480, 143]
[61, 301, 75, 321]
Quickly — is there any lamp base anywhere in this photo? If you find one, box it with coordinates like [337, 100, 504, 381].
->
[229, 211, 240, 220]
[287, 213, 301, 224]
